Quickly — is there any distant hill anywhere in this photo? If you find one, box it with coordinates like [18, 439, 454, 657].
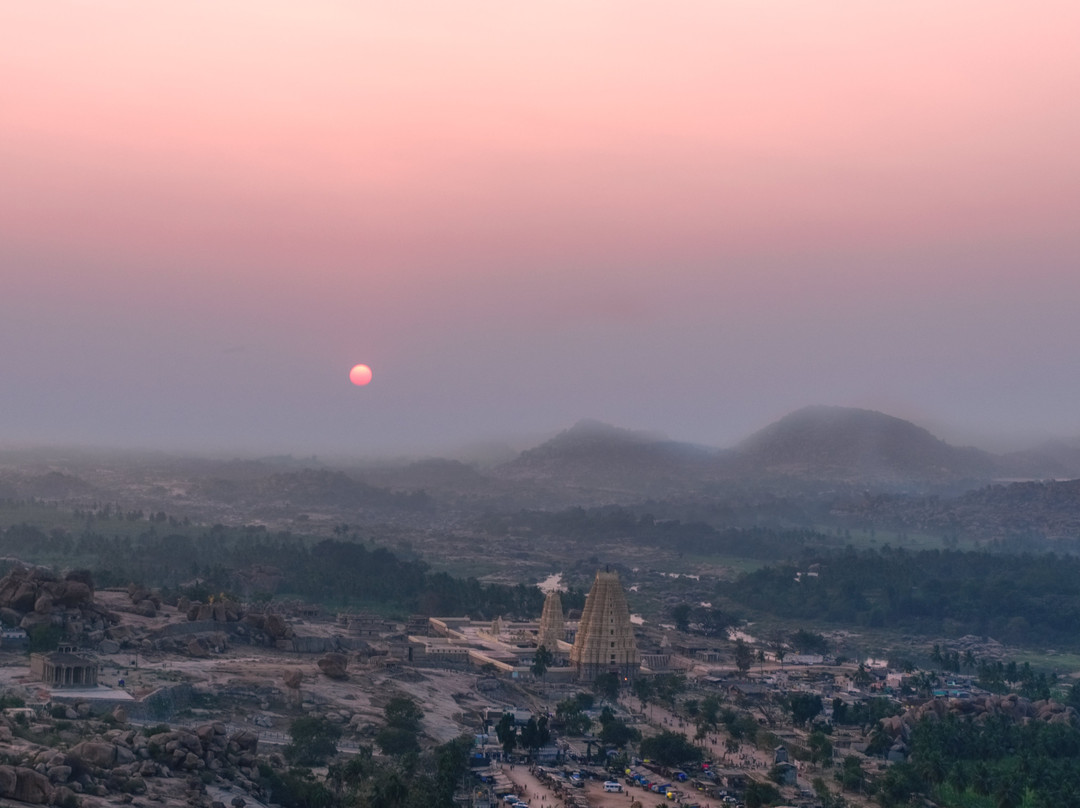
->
[1001, 438, 1080, 480]
[494, 419, 722, 498]
[492, 407, 1035, 500]
[730, 405, 999, 483]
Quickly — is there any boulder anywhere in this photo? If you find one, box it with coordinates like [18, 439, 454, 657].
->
[69, 741, 119, 769]
[229, 730, 259, 753]
[317, 652, 349, 680]
[13, 767, 54, 804]
[0, 766, 16, 796]
[19, 612, 54, 631]
[46, 765, 72, 783]
[33, 594, 54, 614]
[0, 606, 22, 626]
[10, 581, 39, 612]
[265, 614, 292, 639]
[55, 580, 93, 607]
[132, 600, 157, 618]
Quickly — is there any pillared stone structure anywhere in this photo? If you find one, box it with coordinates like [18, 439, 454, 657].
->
[569, 570, 639, 681]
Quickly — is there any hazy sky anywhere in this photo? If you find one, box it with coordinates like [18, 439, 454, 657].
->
[3, 2, 1080, 456]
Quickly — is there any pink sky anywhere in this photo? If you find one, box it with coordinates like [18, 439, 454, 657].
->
[2, 1, 1079, 453]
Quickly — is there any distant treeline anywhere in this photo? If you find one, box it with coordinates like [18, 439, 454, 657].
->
[478, 506, 831, 559]
[0, 522, 555, 618]
[720, 546, 1080, 647]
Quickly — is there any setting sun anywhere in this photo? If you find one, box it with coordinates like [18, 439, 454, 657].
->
[349, 364, 373, 386]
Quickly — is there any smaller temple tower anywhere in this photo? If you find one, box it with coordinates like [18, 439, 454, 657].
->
[538, 590, 565, 650]
[570, 569, 639, 681]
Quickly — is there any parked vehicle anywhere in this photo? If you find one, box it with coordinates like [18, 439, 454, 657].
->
[604, 781, 623, 793]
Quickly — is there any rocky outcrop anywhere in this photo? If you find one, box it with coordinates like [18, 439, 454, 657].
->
[0, 566, 114, 641]
[881, 694, 1079, 741]
[0, 766, 54, 805]
[178, 596, 242, 623]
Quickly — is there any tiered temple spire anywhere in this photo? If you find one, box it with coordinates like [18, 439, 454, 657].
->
[569, 570, 639, 680]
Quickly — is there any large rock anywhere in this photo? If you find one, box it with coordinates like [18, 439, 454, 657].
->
[0, 767, 16, 797]
[19, 612, 55, 631]
[229, 730, 259, 753]
[265, 614, 292, 639]
[54, 579, 92, 607]
[33, 594, 54, 614]
[0, 606, 22, 627]
[12, 766, 54, 804]
[317, 652, 349, 680]
[10, 581, 38, 612]
[69, 741, 119, 769]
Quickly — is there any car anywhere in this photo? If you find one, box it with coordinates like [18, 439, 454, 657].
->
[503, 797, 519, 804]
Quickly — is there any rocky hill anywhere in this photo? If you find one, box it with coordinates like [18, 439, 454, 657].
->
[493, 419, 724, 499]
[491, 407, 1021, 500]
[730, 405, 999, 484]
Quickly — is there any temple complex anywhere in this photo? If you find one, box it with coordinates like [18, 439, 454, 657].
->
[569, 569, 639, 681]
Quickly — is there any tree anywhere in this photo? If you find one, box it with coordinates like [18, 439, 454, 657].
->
[520, 717, 542, 754]
[744, 780, 781, 808]
[285, 716, 342, 766]
[435, 736, 473, 803]
[495, 713, 518, 757]
[375, 726, 420, 757]
[808, 730, 833, 765]
[377, 695, 423, 757]
[839, 755, 865, 793]
[700, 694, 721, 730]
[767, 630, 787, 669]
[639, 730, 703, 767]
[653, 673, 686, 709]
[531, 645, 554, 681]
[632, 676, 654, 706]
[788, 693, 823, 726]
[853, 663, 872, 687]
[671, 603, 692, 632]
[594, 671, 621, 702]
[734, 639, 753, 678]
[384, 696, 423, 732]
[598, 708, 640, 749]
[556, 695, 592, 735]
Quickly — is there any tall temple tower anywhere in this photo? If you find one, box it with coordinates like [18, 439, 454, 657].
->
[538, 590, 565, 650]
[570, 570, 639, 681]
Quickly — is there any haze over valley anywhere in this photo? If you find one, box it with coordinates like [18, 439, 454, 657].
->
[4, 2, 1080, 807]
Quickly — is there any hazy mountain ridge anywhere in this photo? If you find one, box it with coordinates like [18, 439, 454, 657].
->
[494, 418, 723, 498]
[489, 406, 1080, 502]
[730, 405, 1000, 482]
